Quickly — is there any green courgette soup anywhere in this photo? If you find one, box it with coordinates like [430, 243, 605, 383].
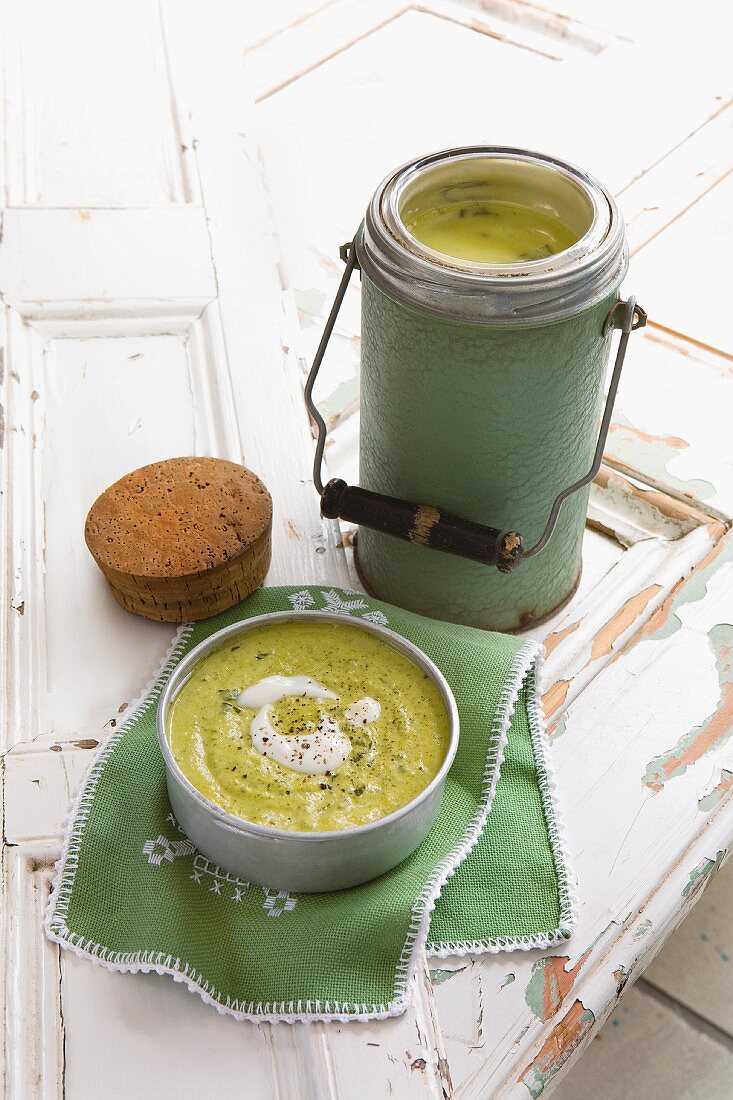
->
[168, 620, 451, 832]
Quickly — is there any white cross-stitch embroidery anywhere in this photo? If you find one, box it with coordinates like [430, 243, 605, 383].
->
[142, 835, 196, 866]
[320, 589, 368, 615]
[362, 609, 389, 626]
[288, 589, 316, 611]
[190, 857, 297, 913]
[166, 812, 189, 834]
[192, 855, 249, 901]
[262, 889, 297, 917]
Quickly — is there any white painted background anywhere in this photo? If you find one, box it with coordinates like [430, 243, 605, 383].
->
[1, 1, 731, 1096]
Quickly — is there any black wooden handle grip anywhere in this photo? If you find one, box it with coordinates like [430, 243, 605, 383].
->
[321, 479, 524, 574]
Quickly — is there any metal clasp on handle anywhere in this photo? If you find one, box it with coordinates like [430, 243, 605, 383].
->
[305, 239, 646, 573]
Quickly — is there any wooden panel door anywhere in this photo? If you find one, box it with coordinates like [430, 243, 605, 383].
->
[2, 2, 731, 1097]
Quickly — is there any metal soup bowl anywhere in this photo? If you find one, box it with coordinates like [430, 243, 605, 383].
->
[156, 611, 459, 893]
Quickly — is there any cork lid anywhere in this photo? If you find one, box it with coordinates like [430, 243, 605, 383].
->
[85, 457, 272, 622]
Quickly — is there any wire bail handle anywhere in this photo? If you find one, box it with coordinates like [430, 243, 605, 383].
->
[305, 239, 646, 573]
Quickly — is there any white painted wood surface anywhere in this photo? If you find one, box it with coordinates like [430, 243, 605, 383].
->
[1, 2, 731, 1097]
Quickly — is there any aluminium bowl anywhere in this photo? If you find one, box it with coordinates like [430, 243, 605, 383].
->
[156, 610, 459, 892]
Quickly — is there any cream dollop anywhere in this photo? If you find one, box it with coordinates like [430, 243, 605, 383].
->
[344, 697, 381, 726]
[237, 675, 337, 710]
[237, 675, 350, 776]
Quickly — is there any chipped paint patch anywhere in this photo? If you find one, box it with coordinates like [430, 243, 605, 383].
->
[612, 964, 631, 997]
[643, 624, 733, 790]
[544, 620, 580, 658]
[548, 715, 567, 742]
[525, 949, 592, 1022]
[642, 536, 733, 643]
[499, 973, 515, 991]
[608, 415, 715, 501]
[543, 679, 570, 720]
[590, 584, 662, 661]
[321, 377, 359, 422]
[682, 850, 726, 902]
[514, 1025, 530, 1046]
[525, 922, 617, 1022]
[633, 919, 652, 940]
[429, 966, 467, 986]
[698, 768, 733, 812]
[591, 470, 700, 543]
[293, 287, 326, 329]
[520, 1000, 596, 1097]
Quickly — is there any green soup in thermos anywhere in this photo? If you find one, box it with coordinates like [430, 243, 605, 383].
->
[306, 147, 645, 631]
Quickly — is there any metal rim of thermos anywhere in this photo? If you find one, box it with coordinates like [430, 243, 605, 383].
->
[359, 145, 629, 325]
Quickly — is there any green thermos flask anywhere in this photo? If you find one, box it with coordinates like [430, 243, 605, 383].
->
[306, 147, 645, 631]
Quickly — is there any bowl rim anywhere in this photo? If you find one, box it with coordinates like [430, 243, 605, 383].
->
[156, 609, 460, 843]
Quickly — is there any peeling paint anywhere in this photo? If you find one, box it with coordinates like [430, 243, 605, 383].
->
[525, 923, 617, 1022]
[633, 919, 652, 940]
[590, 584, 662, 661]
[642, 536, 733, 643]
[543, 679, 570, 719]
[520, 1000, 596, 1097]
[525, 949, 591, 1022]
[293, 287, 326, 329]
[429, 966, 467, 986]
[548, 715, 567, 742]
[682, 850, 726, 902]
[321, 377, 359, 422]
[499, 972, 515, 991]
[612, 964, 631, 997]
[643, 624, 733, 790]
[608, 414, 715, 501]
[543, 620, 580, 658]
[514, 1025, 530, 1046]
[592, 470, 700, 542]
[698, 768, 733, 812]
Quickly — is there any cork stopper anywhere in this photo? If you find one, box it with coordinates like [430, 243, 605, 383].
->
[85, 457, 272, 622]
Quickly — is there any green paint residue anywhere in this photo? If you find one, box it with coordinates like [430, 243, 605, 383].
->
[549, 715, 568, 742]
[682, 850, 726, 900]
[633, 919, 652, 940]
[525, 959, 556, 1020]
[607, 413, 715, 503]
[318, 376, 359, 421]
[643, 539, 733, 645]
[499, 972, 516, 990]
[643, 623, 733, 790]
[429, 966, 467, 986]
[698, 769, 733, 812]
[521, 1006, 595, 1098]
[293, 287, 326, 328]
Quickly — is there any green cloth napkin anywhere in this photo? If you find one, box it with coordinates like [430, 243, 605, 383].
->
[45, 585, 575, 1023]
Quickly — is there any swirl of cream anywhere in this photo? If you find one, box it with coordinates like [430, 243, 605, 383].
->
[236, 676, 351, 775]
